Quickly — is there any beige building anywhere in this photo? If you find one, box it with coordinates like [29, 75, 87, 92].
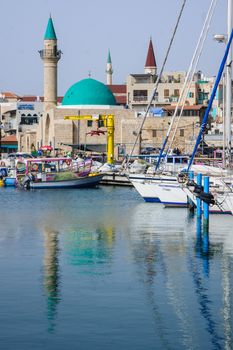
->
[35, 78, 202, 158]
[16, 19, 206, 158]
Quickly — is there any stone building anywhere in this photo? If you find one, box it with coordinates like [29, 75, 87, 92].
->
[18, 17, 204, 158]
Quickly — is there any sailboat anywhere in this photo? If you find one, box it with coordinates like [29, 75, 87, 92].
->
[183, 0, 233, 214]
[129, 0, 221, 207]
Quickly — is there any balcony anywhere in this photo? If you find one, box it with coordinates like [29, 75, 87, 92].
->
[18, 124, 38, 133]
[3, 122, 13, 131]
[39, 49, 62, 60]
[133, 96, 148, 102]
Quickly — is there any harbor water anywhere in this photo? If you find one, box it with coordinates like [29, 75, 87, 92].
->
[0, 185, 232, 349]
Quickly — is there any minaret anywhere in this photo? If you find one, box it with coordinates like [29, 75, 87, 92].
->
[144, 38, 157, 75]
[39, 16, 62, 111]
[106, 49, 113, 85]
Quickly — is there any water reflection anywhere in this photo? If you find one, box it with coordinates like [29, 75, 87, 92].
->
[1, 187, 233, 348]
[128, 203, 232, 349]
[65, 226, 115, 272]
[189, 218, 224, 349]
[43, 229, 60, 333]
[222, 257, 233, 350]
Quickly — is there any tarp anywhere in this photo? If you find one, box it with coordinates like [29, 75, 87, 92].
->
[149, 107, 165, 117]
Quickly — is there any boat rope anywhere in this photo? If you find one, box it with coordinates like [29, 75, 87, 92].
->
[124, 0, 187, 169]
[156, 0, 218, 172]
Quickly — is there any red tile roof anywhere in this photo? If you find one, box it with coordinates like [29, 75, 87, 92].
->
[20, 96, 40, 102]
[20, 96, 63, 103]
[1, 91, 21, 99]
[1, 135, 18, 143]
[115, 96, 127, 104]
[164, 105, 205, 110]
[108, 85, 127, 93]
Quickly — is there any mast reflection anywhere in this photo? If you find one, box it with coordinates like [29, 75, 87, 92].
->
[43, 229, 60, 332]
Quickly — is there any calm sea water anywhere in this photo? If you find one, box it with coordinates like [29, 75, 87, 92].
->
[0, 185, 233, 350]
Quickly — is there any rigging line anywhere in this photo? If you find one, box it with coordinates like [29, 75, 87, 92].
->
[125, 0, 187, 169]
[156, 0, 218, 171]
[187, 28, 233, 172]
[166, 0, 218, 154]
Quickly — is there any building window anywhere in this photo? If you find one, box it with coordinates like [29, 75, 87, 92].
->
[87, 120, 93, 127]
[188, 92, 194, 98]
[174, 89, 179, 97]
[133, 90, 148, 102]
[164, 89, 169, 97]
[180, 129, 184, 137]
[98, 120, 104, 128]
[152, 130, 157, 137]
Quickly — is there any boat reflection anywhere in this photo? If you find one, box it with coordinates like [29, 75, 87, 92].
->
[128, 203, 232, 349]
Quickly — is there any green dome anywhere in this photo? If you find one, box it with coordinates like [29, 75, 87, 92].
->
[62, 78, 116, 106]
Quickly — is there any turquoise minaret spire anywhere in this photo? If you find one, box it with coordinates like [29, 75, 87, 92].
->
[39, 16, 62, 111]
[107, 50, 112, 64]
[44, 16, 57, 40]
[106, 49, 113, 85]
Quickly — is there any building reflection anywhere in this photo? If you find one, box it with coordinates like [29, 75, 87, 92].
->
[43, 229, 60, 333]
[65, 226, 115, 269]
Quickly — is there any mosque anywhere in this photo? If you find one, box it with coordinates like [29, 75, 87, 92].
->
[18, 17, 202, 158]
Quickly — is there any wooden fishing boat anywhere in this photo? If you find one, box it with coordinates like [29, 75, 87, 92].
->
[18, 157, 104, 190]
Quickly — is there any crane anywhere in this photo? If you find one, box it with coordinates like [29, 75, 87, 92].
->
[64, 114, 114, 164]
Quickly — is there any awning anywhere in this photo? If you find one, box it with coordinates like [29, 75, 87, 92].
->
[40, 145, 53, 151]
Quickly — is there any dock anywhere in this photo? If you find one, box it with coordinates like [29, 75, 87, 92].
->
[100, 172, 132, 186]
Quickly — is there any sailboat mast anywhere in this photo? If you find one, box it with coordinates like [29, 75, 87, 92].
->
[225, 0, 232, 167]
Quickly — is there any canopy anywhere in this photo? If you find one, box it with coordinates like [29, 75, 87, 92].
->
[40, 145, 53, 151]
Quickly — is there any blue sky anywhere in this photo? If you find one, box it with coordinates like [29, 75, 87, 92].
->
[0, 0, 229, 96]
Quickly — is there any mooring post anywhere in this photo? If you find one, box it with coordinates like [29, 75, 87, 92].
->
[189, 171, 194, 181]
[188, 171, 195, 212]
[196, 173, 202, 218]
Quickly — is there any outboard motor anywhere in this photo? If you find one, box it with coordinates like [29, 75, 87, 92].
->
[22, 174, 33, 190]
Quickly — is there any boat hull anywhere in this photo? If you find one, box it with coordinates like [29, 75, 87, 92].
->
[29, 174, 104, 189]
[4, 177, 17, 187]
[156, 183, 188, 207]
[130, 180, 161, 202]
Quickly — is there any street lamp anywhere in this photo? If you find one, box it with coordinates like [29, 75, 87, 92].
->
[213, 34, 227, 44]
[0, 123, 2, 160]
[0, 104, 2, 160]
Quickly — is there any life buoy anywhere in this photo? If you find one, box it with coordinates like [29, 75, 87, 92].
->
[65, 159, 71, 165]
[0, 161, 5, 167]
[31, 163, 39, 172]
